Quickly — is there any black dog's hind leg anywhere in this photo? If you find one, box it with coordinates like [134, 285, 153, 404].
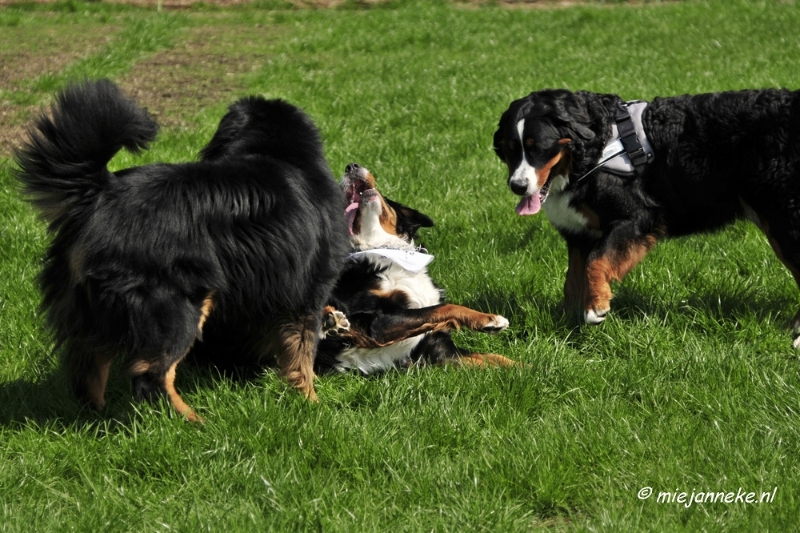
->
[265, 312, 321, 402]
[64, 344, 114, 412]
[752, 212, 800, 348]
[127, 294, 214, 423]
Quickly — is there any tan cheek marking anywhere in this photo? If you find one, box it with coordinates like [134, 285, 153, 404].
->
[363, 170, 377, 188]
[535, 151, 564, 189]
[379, 198, 399, 236]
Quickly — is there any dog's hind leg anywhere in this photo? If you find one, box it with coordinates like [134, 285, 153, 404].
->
[750, 215, 800, 347]
[266, 313, 320, 402]
[65, 345, 114, 411]
[129, 355, 203, 423]
[562, 238, 592, 318]
[411, 331, 518, 368]
[127, 294, 214, 422]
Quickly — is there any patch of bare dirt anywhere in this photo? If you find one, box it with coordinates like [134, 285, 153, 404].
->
[0, 19, 275, 156]
[118, 23, 276, 129]
[0, 26, 117, 156]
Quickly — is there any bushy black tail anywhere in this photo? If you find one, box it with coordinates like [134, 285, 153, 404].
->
[14, 79, 159, 230]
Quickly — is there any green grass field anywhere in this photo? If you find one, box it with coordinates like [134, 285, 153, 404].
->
[2, 0, 800, 530]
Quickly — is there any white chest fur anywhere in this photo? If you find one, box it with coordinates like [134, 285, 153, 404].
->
[542, 176, 602, 238]
[377, 259, 442, 308]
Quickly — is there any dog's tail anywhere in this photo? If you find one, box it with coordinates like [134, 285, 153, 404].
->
[14, 79, 159, 229]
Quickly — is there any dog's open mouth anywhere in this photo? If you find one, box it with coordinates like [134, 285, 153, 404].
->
[345, 179, 379, 235]
[515, 180, 552, 216]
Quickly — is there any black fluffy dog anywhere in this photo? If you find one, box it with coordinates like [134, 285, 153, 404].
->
[15, 79, 348, 421]
[494, 88, 800, 345]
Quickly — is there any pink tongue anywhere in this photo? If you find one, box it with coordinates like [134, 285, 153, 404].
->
[515, 194, 541, 216]
[345, 202, 359, 235]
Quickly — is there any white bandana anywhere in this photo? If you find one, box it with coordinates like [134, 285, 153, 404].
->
[348, 248, 434, 273]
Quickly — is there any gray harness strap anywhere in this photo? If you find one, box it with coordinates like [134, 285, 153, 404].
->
[575, 100, 654, 183]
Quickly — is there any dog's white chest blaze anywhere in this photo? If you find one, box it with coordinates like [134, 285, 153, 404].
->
[542, 177, 602, 237]
[377, 259, 441, 308]
[334, 255, 442, 374]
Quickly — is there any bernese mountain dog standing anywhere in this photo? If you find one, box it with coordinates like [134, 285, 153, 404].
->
[494, 88, 800, 346]
[314, 163, 516, 373]
[14, 79, 348, 421]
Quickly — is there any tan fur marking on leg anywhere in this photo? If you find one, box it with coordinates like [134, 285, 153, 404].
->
[198, 293, 214, 332]
[454, 353, 520, 368]
[607, 236, 657, 281]
[585, 257, 614, 310]
[128, 360, 152, 376]
[164, 361, 203, 423]
[271, 315, 319, 402]
[427, 304, 499, 331]
[585, 237, 657, 311]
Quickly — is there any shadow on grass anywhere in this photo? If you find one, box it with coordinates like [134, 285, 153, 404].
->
[0, 353, 256, 431]
[462, 284, 798, 345]
[3, 285, 794, 428]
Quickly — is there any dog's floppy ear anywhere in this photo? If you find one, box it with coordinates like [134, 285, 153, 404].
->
[553, 94, 596, 142]
[493, 126, 505, 161]
[386, 197, 434, 239]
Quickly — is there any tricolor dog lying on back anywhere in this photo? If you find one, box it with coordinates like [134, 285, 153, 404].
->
[315, 163, 515, 373]
[494, 87, 800, 346]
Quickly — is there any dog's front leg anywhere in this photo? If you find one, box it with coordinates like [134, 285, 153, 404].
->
[563, 237, 593, 316]
[583, 229, 659, 324]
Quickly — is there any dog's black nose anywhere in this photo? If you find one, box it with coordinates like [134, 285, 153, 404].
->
[346, 163, 360, 173]
[509, 179, 529, 196]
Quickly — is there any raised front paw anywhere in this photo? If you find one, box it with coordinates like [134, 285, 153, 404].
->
[480, 315, 509, 333]
[322, 307, 350, 338]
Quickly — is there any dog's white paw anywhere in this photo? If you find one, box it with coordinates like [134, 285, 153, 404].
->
[322, 309, 350, 338]
[584, 308, 609, 325]
[793, 334, 800, 350]
[482, 315, 509, 333]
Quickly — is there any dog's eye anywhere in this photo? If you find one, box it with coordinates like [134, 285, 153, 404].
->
[506, 140, 517, 152]
[524, 138, 535, 148]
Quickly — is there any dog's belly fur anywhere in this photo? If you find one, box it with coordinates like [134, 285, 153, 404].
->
[336, 336, 425, 374]
[333, 256, 442, 373]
